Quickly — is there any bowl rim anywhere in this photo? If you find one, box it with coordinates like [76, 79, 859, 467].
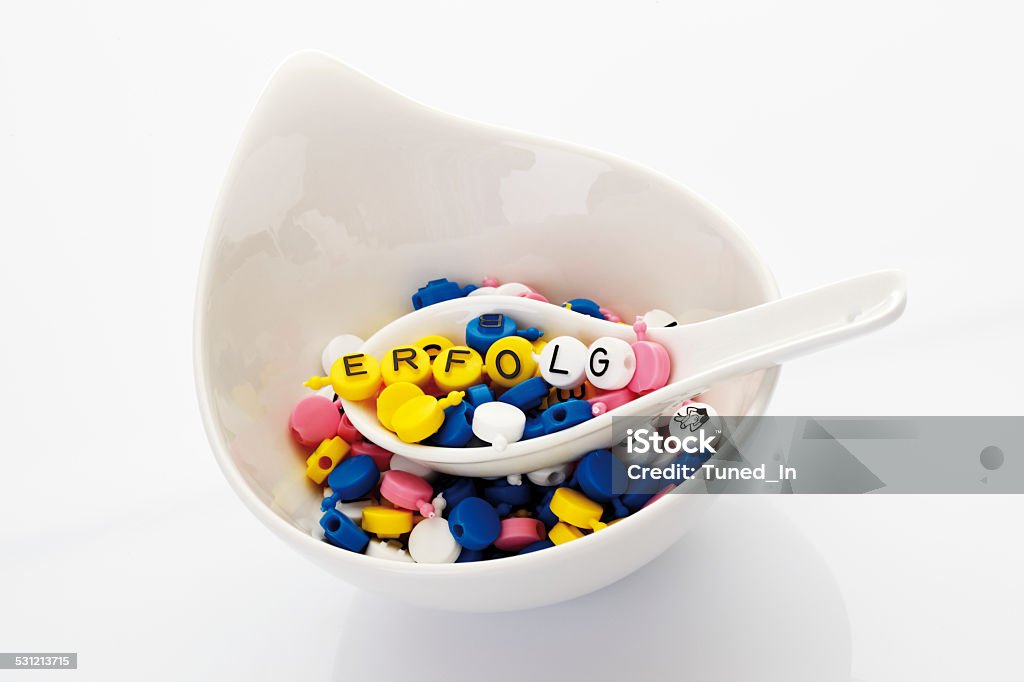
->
[192, 50, 781, 576]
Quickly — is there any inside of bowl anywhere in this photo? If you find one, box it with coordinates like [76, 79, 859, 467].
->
[196, 52, 778, 530]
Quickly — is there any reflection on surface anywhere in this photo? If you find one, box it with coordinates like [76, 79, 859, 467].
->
[334, 497, 852, 681]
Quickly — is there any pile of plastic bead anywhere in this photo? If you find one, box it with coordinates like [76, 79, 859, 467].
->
[304, 277, 673, 449]
[288, 277, 703, 563]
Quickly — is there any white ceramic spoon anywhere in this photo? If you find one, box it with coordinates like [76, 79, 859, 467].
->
[341, 270, 906, 476]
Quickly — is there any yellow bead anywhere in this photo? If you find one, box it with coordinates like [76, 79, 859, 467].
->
[415, 335, 454, 362]
[391, 391, 464, 443]
[547, 381, 594, 406]
[550, 487, 605, 530]
[549, 521, 584, 545]
[305, 437, 350, 484]
[304, 353, 381, 401]
[380, 345, 433, 387]
[432, 346, 484, 392]
[485, 336, 538, 388]
[362, 506, 414, 538]
[376, 382, 424, 432]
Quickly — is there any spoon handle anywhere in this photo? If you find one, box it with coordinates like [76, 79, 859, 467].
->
[653, 270, 907, 388]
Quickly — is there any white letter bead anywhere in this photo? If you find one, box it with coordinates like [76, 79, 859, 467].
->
[586, 337, 636, 390]
[472, 402, 526, 449]
[408, 517, 461, 563]
[538, 336, 588, 389]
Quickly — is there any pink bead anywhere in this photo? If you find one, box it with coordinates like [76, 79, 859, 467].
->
[351, 440, 393, 471]
[493, 517, 546, 551]
[599, 307, 622, 323]
[379, 470, 435, 517]
[289, 395, 342, 447]
[481, 276, 500, 287]
[588, 387, 638, 416]
[628, 317, 671, 394]
[337, 413, 362, 443]
[518, 291, 549, 303]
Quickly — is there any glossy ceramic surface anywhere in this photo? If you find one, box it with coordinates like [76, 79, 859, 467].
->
[194, 51, 780, 611]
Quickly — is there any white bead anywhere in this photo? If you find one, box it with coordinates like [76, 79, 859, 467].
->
[321, 334, 365, 374]
[586, 337, 636, 390]
[537, 336, 588, 389]
[643, 308, 678, 328]
[408, 517, 461, 563]
[389, 454, 438, 481]
[365, 538, 414, 562]
[472, 402, 526, 450]
[526, 464, 571, 486]
[467, 286, 499, 296]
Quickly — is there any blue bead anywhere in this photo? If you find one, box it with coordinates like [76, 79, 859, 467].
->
[463, 383, 495, 408]
[439, 478, 477, 510]
[447, 497, 501, 550]
[319, 508, 369, 552]
[322, 455, 379, 510]
[483, 479, 532, 508]
[465, 314, 543, 356]
[574, 449, 626, 503]
[535, 489, 559, 528]
[518, 539, 554, 555]
[564, 298, 605, 319]
[522, 413, 545, 440]
[540, 399, 593, 434]
[455, 548, 485, 563]
[620, 491, 654, 513]
[411, 278, 476, 310]
[498, 376, 550, 412]
[430, 401, 474, 447]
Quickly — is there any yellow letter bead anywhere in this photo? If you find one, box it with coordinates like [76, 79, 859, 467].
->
[304, 353, 382, 401]
[549, 487, 607, 531]
[432, 346, 484, 392]
[380, 345, 433, 387]
[415, 335, 454, 362]
[549, 521, 585, 545]
[391, 391, 465, 443]
[376, 382, 425, 432]
[361, 506, 414, 538]
[305, 436, 351, 484]
[485, 336, 538, 388]
[547, 381, 594, 407]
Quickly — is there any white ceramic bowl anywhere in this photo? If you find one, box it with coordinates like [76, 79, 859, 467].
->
[194, 51, 780, 612]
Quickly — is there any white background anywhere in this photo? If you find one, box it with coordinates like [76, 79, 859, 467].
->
[2, 2, 1022, 680]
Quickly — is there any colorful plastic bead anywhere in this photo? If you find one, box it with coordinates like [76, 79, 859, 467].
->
[305, 353, 382, 401]
[573, 449, 625, 503]
[337, 412, 361, 443]
[588, 387, 637, 416]
[439, 478, 477, 510]
[415, 334, 454, 362]
[430, 400, 474, 447]
[547, 382, 593, 407]
[526, 464, 571, 487]
[391, 390, 465, 443]
[432, 346, 484, 392]
[549, 521, 585, 545]
[380, 345, 433, 387]
[454, 548, 485, 563]
[494, 517, 547, 551]
[322, 455, 380, 510]
[463, 383, 494, 408]
[466, 313, 543, 356]
[522, 413, 545, 440]
[379, 470, 436, 517]
[408, 495, 460, 563]
[485, 336, 538, 388]
[472, 401, 526, 450]
[289, 394, 342, 447]
[628, 318, 671, 394]
[550, 487, 606, 531]
[376, 382, 425, 432]
[540, 399, 593, 435]
[349, 440, 393, 471]
[585, 338, 636, 390]
[361, 506, 414, 538]
[643, 308, 679, 328]
[411, 278, 477, 309]
[447, 497, 501, 550]
[537, 336, 589, 389]
[305, 436, 350, 484]
[320, 508, 369, 552]
[498, 376, 550, 412]
[563, 298, 605, 319]
[365, 538, 414, 562]
[518, 539, 555, 554]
